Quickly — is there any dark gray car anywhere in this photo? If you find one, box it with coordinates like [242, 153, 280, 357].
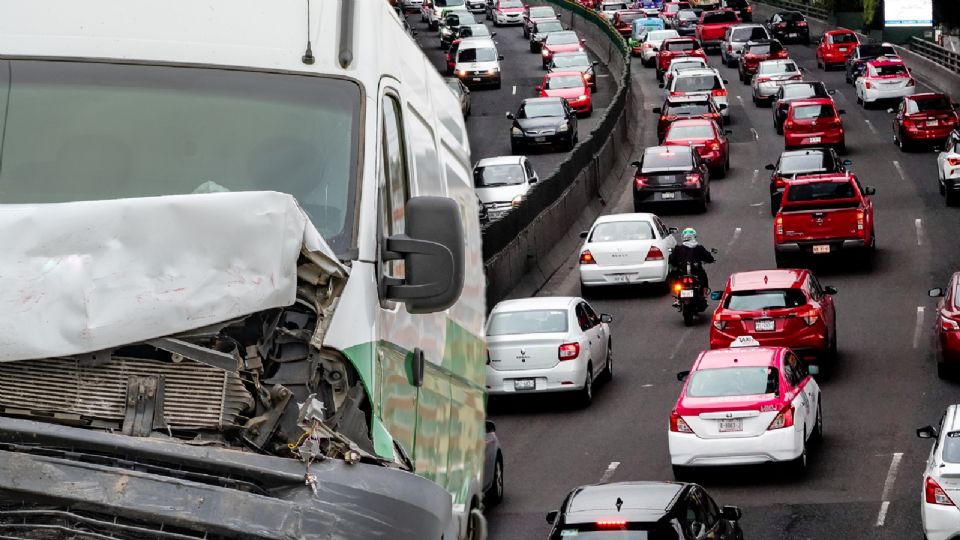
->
[507, 97, 579, 153]
[530, 19, 565, 52]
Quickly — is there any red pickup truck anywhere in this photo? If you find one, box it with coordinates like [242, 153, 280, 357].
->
[774, 173, 876, 267]
[695, 9, 740, 51]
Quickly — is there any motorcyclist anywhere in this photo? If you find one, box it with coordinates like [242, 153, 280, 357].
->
[668, 227, 715, 291]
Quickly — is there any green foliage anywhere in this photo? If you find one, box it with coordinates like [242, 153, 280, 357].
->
[863, 0, 878, 25]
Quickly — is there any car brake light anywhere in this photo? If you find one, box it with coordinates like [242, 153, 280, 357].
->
[709, 142, 721, 151]
[902, 118, 915, 127]
[670, 91, 682, 96]
[643, 42, 652, 48]
[775, 216, 784, 241]
[579, 250, 596, 265]
[559, 342, 580, 361]
[767, 404, 795, 430]
[906, 78, 916, 87]
[788, 74, 802, 81]
[941, 315, 960, 332]
[756, 76, 770, 83]
[670, 410, 694, 433]
[712, 311, 739, 330]
[712, 88, 727, 96]
[776, 23, 786, 28]
[685, 173, 701, 187]
[797, 21, 807, 26]
[947, 157, 960, 167]
[797, 307, 819, 326]
[596, 520, 628, 528]
[856, 210, 865, 237]
[634, 175, 649, 188]
[926, 476, 955, 506]
[645, 245, 664, 261]
[864, 81, 872, 89]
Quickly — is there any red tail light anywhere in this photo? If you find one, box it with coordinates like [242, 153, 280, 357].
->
[712, 311, 739, 330]
[947, 157, 960, 167]
[864, 81, 873, 89]
[902, 118, 916, 127]
[645, 245, 664, 261]
[797, 21, 807, 26]
[775, 216, 784, 241]
[709, 142, 721, 151]
[681, 276, 694, 286]
[670, 410, 694, 433]
[579, 250, 596, 265]
[940, 315, 960, 332]
[559, 342, 580, 361]
[756, 76, 770, 83]
[685, 173, 701, 187]
[926, 476, 955, 506]
[634, 175, 649, 188]
[788, 74, 802, 81]
[767, 404, 795, 430]
[906, 78, 916, 87]
[856, 210, 865, 237]
[712, 88, 727, 97]
[670, 91, 682, 96]
[746, 5, 752, 12]
[797, 307, 819, 326]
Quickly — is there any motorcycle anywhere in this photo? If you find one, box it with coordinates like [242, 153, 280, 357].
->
[670, 250, 718, 327]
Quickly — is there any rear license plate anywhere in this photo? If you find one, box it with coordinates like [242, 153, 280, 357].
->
[928, 120, 939, 126]
[719, 418, 743, 432]
[472, 77, 482, 82]
[611, 275, 630, 283]
[534, 136, 546, 142]
[514, 379, 536, 391]
[808, 136, 822, 144]
[755, 318, 775, 332]
[813, 244, 831, 254]
[788, 32, 797, 38]
[680, 289, 694, 298]
[839, 47, 848, 52]
[660, 192, 676, 199]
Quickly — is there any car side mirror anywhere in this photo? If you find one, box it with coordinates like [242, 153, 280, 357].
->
[842, 159, 853, 166]
[652, 46, 659, 52]
[382, 197, 465, 313]
[677, 370, 690, 381]
[765, 164, 775, 171]
[837, 109, 846, 115]
[824, 286, 838, 295]
[631, 160, 642, 167]
[864, 186, 876, 195]
[600, 313, 613, 323]
[505, 112, 515, 120]
[498, 54, 505, 60]
[929, 287, 946, 298]
[491, 31, 497, 36]
[722, 79, 729, 84]
[580, 230, 589, 238]
[529, 175, 538, 184]
[828, 89, 837, 95]
[535, 85, 543, 92]
[581, 38, 586, 44]
[668, 226, 678, 233]
[917, 425, 938, 439]
[800, 67, 806, 72]
[709, 291, 722, 301]
[485, 419, 496, 433]
[710, 248, 719, 255]
[652, 107, 662, 114]
[658, 82, 665, 88]
[721, 505, 742, 521]
[546, 511, 558, 524]
[725, 129, 733, 135]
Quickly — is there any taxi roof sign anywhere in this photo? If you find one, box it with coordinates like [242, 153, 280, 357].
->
[730, 336, 761, 348]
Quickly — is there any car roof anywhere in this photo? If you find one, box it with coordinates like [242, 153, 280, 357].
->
[676, 68, 720, 77]
[695, 346, 784, 370]
[458, 37, 497, 47]
[523, 96, 565, 105]
[826, 28, 857, 35]
[910, 92, 949, 101]
[789, 97, 835, 107]
[493, 296, 577, 312]
[732, 23, 765, 28]
[728, 269, 807, 291]
[593, 212, 658, 225]
[476, 155, 524, 167]
[745, 39, 774, 46]
[565, 482, 685, 520]
[867, 57, 905, 67]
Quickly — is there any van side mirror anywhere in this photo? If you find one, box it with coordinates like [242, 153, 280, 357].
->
[709, 291, 722, 301]
[929, 287, 946, 298]
[579, 230, 589, 238]
[823, 286, 837, 295]
[864, 186, 876, 195]
[382, 197, 465, 313]
[677, 370, 690, 382]
[917, 425, 938, 439]
[546, 511, 558, 524]
[535, 85, 543, 92]
[631, 160, 642, 167]
[721, 506, 742, 521]
[600, 313, 613, 323]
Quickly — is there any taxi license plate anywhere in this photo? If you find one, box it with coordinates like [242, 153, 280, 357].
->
[719, 418, 743, 432]
[514, 379, 536, 391]
[660, 192, 677, 200]
[611, 275, 630, 283]
[928, 120, 939, 126]
[808, 136, 822, 144]
[755, 318, 775, 332]
[813, 244, 831, 254]
[534, 136, 546, 142]
[680, 289, 694, 298]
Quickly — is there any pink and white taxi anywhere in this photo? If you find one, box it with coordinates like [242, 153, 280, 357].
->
[668, 337, 822, 479]
[855, 58, 916, 107]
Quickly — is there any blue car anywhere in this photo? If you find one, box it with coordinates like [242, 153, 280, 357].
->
[635, 0, 664, 7]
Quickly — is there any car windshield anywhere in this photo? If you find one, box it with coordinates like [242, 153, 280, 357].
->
[667, 101, 712, 115]
[666, 123, 715, 140]
[747, 43, 777, 55]
[910, 97, 952, 113]
[942, 433, 960, 464]
[530, 6, 555, 17]
[781, 83, 820, 99]
[779, 153, 836, 174]
[458, 47, 498, 62]
[781, 11, 804, 21]
[859, 44, 896, 57]
[758, 61, 797, 74]
[642, 148, 693, 170]
[872, 64, 908, 76]
[650, 30, 679, 41]
[686, 367, 780, 398]
[678, 10, 699, 20]
[589, 221, 655, 242]
[674, 75, 721, 92]
[703, 11, 737, 23]
[786, 181, 856, 201]
[436, 0, 466, 6]
[552, 53, 590, 68]
[732, 27, 767, 41]
[546, 75, 585, 89]
[0, 60, 361, 254]
[547, 32, 580, 45]
[831, 33, 858, 44]
[724, 289, 807, 310]
[537, 21, 564, 33]
[666, 40, 697, 51]
[474, 164, 525, 187]
[792, 104, 836, 120]
[487, 309, 568, 335]
[521, 101, 565, 118]
[461, 25, 491, 37]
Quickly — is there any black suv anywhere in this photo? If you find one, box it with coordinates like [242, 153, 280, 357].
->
[507, 97, 579, 153]
[632, 145, 711, 213]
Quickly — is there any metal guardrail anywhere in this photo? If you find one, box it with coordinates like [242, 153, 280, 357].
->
[753, 0, 830, 22]
[908, 37, 960, 75]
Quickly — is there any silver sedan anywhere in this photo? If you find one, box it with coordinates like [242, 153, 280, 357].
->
[752, 59, 803, 105]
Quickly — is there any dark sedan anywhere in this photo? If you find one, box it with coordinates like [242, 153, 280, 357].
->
[764, 147, 850, 213]
[844, 42, 898, 84]
[723, 0, 752, 22]
[766, 10, 809, 44]
[772, 81, 834, 133]
[529, 19, 565, 53]
[439, 12, 477, 49]
[507, 97, 579, 153]
[632, 145, 711, 212]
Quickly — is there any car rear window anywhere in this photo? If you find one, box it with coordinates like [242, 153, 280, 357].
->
[792, 104, 836, 120]
[530, 6, 555, 17]
[589, 221, 655, 242]
[666, 123, 715, 140]
[499, 0, 523, 7]
[666, 101, 712, 115]
[747, 42, 781, 55]
[831, 33, 857, 44]
[536, 21, 564, 33]
[674, 74, 722, 92]
[547, 32, 580, 45]
[779, 152, 835, 174]
[686, 367, 779, 398]
[552, 53, 590, 68]
[487, 309, 568, 336]
[871, 64, 908, 76]
[642, 148, 693, 170]
[458, 47, 497, 62]
[758, 61, 797, 74]
[460, 25, 491, 37]
[666, 40, 697, 51]
[909, 96, 952, 114]
[786, 181, 855, 202]
[724, 289, 807, 310]
[677, 10, 698, 20]
[780, 83, 820, 99]
[474, 164, 525, 187]
[546, 75, 585, 89]
[521, 101, 565, 118]
[702, 11, 737, 24]
[732, 27, 767, 41]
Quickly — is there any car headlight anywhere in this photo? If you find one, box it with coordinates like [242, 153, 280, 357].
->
[511, 126, 523, 136]
[441, 27, 452, 35]
[583, 73, 592, 80]
[542, 49, 550, 56]
[558, 121, 569, 132]
[578, 95, 587, 101]
[455, 69, 468, 77]
[511, 195, 524, 206]
[487, 67, 500, 74]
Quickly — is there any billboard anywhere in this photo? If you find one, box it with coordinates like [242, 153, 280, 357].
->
[884, 0, 933, 27]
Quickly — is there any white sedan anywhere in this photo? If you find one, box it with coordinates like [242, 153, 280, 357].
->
[752, 59, 803, 105]
[638, 29, 679, 67]
[938, 130, 960, 206]
[486, 297, 613, 406]
[856, 58, 916, 107]
[578, 213, 678, 295]
[917, 405, 960, 540]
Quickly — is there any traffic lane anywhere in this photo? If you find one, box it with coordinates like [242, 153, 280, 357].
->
[407, 12, 614, 177]
[488, 38, 949, 540]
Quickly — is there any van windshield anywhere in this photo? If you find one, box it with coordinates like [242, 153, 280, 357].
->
[0, 60, 361, 255]
[459, 47, 498, 62]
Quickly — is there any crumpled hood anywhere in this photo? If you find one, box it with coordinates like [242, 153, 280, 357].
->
[0, 191, 344, 362]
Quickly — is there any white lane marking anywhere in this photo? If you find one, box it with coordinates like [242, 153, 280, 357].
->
[598, 461, 620, 484]
[916, 218, 923, 246]
[668, 328, 693, 360]
[750, 128, 759, 141]
[641, 383, 654, 388]
[750, 168, 759, 186]
[893, 160, 908, 182]
[736, 95, 744, 104]
[728, 227, 742, 247]
[864, 119, 878, 134]
[913, 306, 925, 349]
[876, 452, 904, 527]
[750, 202, 764, 207]
[512, 85, 516, 95]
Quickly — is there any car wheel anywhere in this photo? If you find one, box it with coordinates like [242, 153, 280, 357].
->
[579, 281, 592, 298]
[485, 454, 504, 506]
[812, 404, 823, 444]
[602, 341, 613, 383]
[752, 94, 759, 105]
[791, 438, 808, 477]
[775, 122, 783, 135]
[511, 142, 522, 155]
[774, 252, 791, 269]
[465, 507, 487, 540]
[938, 362, 952, 379]
[578, 364, 594, 407]
[530, 43, 536, 53]
[946, 189, 958, 207]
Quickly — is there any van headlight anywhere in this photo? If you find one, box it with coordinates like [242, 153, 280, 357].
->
[486, 67, 500, 74]
[455, 69, 468, 77]
[558, 121, 570, 132]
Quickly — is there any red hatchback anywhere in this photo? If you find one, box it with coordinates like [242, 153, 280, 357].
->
[738, 39, 789, 83]
[662, 119, 730, 177]
[816, 29, 859, 70]
[710, 269, 838, 364]
[931, 274, 960, 379]
[536, 71, 593, 116]
[542, 31, 586, 69]
[654, 94, 724, 141]
[893, 93, 960, 150]
[656, 37, 707, 80]
[783, 98, 846, 152]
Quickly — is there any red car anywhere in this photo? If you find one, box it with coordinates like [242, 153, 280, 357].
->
[783, 98, 846, 152]
[930, 273, 960, 378]
[656, 37, 707, 80]
[660, 1, 692, 28]
[613, 10, 644, 37]
[695, 9, 740, 51]
[536, 71, 593, 116]
[815, 29, 859, 70]
[662, 119, 730, 177]
[654, 94, 724, 141]
[710, 269, 838, 364]
[541, 31, 586, 69]
[738, 39, 788, 83]
[892, 93, 960, 150]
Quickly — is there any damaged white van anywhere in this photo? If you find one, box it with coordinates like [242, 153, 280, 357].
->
[0, 1, 487, 539]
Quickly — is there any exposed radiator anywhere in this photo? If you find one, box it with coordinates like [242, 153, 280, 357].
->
[0, 357, 252, 429]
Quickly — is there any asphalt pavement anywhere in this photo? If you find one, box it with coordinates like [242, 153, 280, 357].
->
[406, 9, 614, 178]
[485, 31, 960, 540]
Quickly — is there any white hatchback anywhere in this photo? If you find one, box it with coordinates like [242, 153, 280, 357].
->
[918, 405, 960, 540]
[667, 68, 730, 118]
[578, 213, 677, 294]
[486, 297, 613, 406]
[639, 29, 680, 66]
